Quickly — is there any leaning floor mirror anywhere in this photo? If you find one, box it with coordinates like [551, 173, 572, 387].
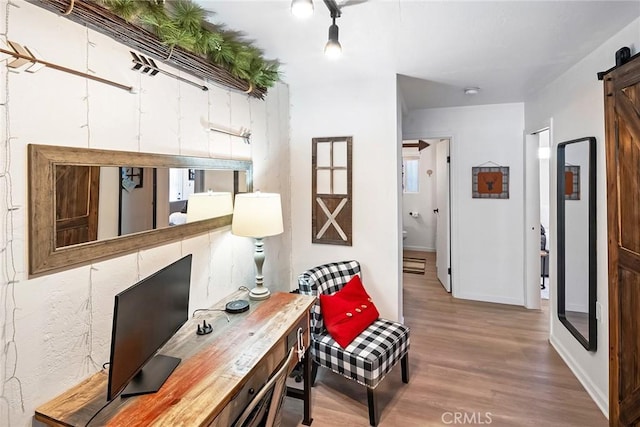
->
[556, 136, 597, 351]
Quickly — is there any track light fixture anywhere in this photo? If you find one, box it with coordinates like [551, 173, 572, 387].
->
[290, 0, 344, 58]
[291, 0, 314, 18]
[324, 16, 342, 59]
[323, 0, 342, 59]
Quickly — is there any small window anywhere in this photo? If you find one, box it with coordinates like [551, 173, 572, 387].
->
[403, 157, 419, 193]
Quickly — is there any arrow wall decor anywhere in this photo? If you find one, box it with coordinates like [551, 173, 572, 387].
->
[207, 125, 251, 144]
[200, 117, 251, 144]
[0, 40, 134, 92]
[402, 139, 430, 151]
[130, 52, 208, 92]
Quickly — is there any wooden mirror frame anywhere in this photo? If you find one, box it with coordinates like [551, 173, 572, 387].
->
[28, 144, 253, 277]
[556, 136, 597, 351]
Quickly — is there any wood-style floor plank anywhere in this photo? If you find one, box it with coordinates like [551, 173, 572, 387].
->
[281, 251, 607, 426]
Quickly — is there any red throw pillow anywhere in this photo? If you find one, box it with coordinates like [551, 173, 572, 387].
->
[319, 275, 380, 348]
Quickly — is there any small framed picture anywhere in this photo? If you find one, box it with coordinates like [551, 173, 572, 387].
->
[472, 166, 509, 199]
[564, 165, 580, 200]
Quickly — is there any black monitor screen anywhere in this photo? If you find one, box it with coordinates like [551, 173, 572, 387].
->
[107, 254, 192, 401]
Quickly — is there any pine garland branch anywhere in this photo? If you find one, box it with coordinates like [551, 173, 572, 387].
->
[104, 0, 280, 89]
[26, 0, 277, 95]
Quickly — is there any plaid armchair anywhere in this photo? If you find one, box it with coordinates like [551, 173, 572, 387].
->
[298, 260, 410, 426]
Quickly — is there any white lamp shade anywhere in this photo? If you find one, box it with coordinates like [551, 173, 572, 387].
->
[324, 40, 342, 59]
[186, 192, 233, 223]
[291, 0, 314, 18]
[232, 192, 283, 238]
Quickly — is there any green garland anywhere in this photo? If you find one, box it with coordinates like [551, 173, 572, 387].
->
[98, 0, 280, 89]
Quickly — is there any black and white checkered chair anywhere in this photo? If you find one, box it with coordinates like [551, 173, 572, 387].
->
[298, 260, 410, 426]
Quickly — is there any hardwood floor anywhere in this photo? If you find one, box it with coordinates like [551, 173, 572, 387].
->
[281, 251, 607, 426]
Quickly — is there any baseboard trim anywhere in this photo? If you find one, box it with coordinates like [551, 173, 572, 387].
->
[402, 245, 435, 252]
[549, 334, 608, 419]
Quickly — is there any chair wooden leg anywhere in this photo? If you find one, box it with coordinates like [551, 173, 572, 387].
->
[367, 387, 378, 426]
[401, 353, 409, 384]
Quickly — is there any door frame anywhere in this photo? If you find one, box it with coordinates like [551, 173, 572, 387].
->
[402, 132, 456, 295]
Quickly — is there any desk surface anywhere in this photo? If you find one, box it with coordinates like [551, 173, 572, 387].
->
[35, 291, 315, 426]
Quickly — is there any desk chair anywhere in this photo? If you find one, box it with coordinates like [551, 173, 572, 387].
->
[298, 260, 410, 426]
[234, 348, 296, 427]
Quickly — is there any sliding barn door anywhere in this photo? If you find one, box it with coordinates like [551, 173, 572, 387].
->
[604, 54, 640, 426]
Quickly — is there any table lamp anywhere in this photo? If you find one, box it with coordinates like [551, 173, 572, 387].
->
[186, 192, 233, 223]
[232, 192, 283, 300]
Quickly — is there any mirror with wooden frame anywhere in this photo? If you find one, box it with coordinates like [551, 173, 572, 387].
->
[28, 144, 253, 277]
[556, 136, 596, 351]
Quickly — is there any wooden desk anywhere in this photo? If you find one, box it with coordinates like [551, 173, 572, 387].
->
[35, 291, 315, 426]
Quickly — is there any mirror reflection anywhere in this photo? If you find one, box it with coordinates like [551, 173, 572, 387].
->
[30, 144, 253, 276]
[55, 166, 246, 249]
[557, 136, 597, 351]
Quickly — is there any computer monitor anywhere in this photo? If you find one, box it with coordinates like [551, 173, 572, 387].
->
[107, 254, 192, 401]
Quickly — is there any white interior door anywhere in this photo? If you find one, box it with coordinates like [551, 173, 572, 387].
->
[524, 132, 544, 309]
[435, 139, 451, 292]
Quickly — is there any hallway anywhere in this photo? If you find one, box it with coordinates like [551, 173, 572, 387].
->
[281, 252, 607, 426]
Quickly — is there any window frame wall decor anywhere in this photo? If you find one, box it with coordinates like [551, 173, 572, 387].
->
[472, 165, 510, 199]
[121, 167, 144, 189]
[311, 136, 353, 246]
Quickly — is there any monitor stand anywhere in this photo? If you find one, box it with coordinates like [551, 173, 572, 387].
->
[121, 354, 181, 398]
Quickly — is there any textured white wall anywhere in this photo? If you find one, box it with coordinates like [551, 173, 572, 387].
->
[289, 72, 401, 322]
[404, 103, 526, 306]
[525, 16, 640, 418]
[0, 2, 290, 425]
[402, 145, 437, 252]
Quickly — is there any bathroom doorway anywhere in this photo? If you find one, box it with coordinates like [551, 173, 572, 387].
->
[401, 137, 452, 292]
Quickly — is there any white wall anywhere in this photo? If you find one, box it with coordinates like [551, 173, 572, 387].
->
[525, 16, 640, 417]
[120, 167, 155, 235]
[289, 72, 402, 321]
[402, 145, 437, 252]
[0, 3, 290, 425]
[97, 167, 119, 240]
[404, 103, 525, 305]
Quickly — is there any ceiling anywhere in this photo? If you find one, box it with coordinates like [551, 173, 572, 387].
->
[195, 1, 640, 110]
